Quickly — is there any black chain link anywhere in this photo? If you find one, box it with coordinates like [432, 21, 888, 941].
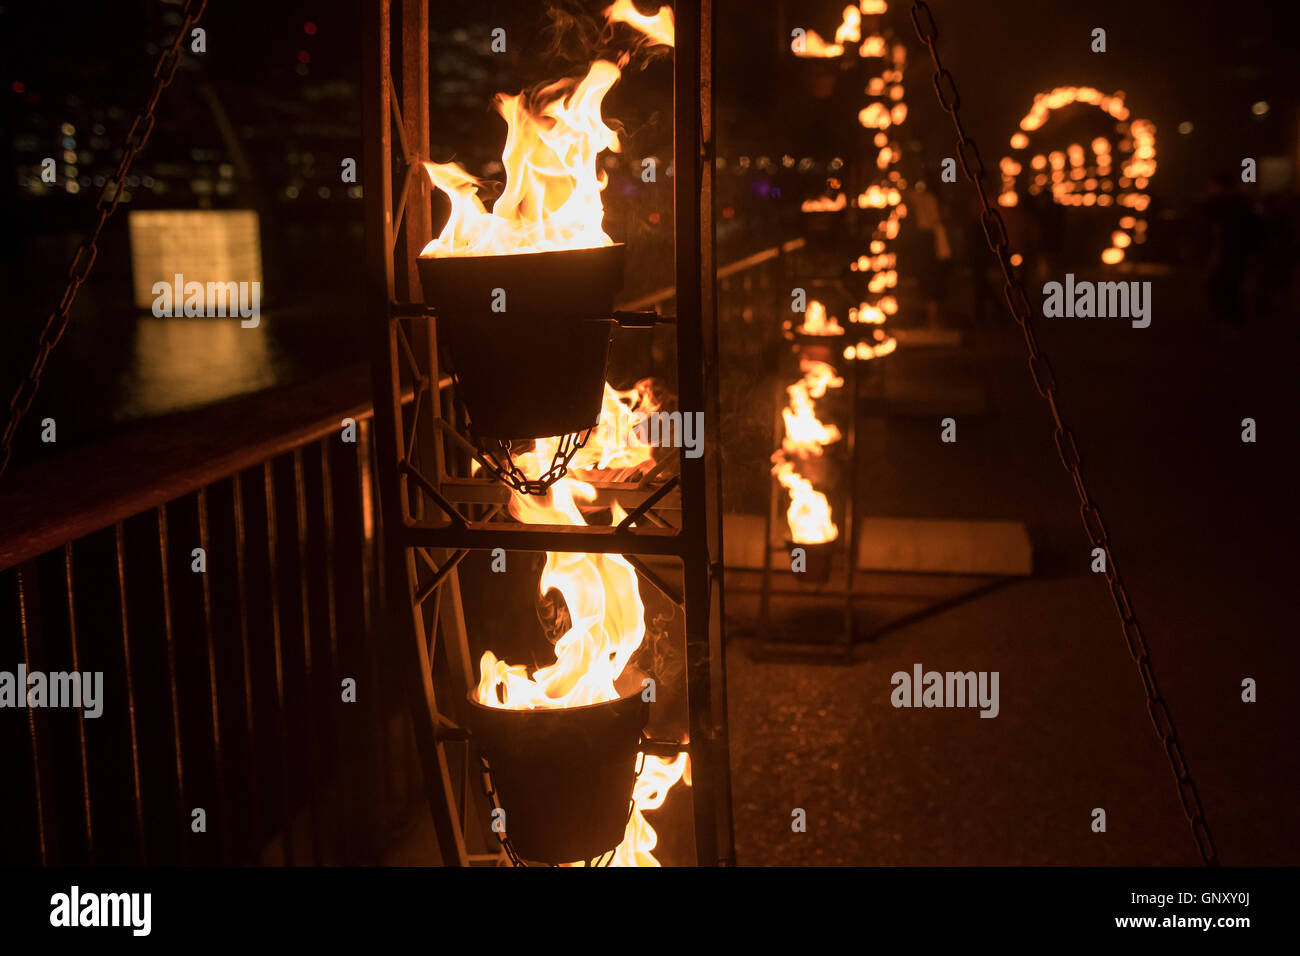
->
[478, 757, 529, 867]
[908, 0, 1218, 866]
[0, 0, 207, 479]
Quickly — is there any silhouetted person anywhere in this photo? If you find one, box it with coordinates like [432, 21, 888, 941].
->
[1205, 173, 1259, 328]
[907, 181, 953, 327]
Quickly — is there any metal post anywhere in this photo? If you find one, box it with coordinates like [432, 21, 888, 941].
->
[675, 0, 733, 867]
[365, 0, 734, 866]
[363, 0, 469, 867]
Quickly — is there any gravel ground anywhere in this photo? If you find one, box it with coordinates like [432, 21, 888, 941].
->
[725, 277, 1299, 866]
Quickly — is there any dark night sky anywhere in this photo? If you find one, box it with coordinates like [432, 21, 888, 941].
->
[3, 0, 1296, 238]
[4, 0, 1295, 200]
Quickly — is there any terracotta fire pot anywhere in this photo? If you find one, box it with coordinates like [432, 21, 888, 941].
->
[786, 537, 836, 583]
[467, 665, 650, 864]
[418, 244, 625, 441]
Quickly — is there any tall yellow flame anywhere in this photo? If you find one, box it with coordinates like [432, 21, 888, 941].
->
[607, 0, 675, 48]
[772, 347, 844, 543]
[476, 385, 688, 865]
[421, 6, 672, 258]
[442, 3, 682, 864]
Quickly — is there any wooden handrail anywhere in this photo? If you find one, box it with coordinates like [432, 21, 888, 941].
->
[0, 364, 378, 570]
[0, 236, 800, 570]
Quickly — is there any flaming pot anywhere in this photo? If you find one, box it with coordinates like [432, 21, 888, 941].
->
[786, 537, 836, 583]
[418, 244, 625, 441]
[467, 666, 650, 864]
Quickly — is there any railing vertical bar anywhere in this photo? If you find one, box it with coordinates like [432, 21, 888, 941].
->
[230, 472, 261, 861]
[291, 447, 324, 865]
[196, 487, 231, 864]
[356, 418, 383, 856]
[114, 523, 148, 863]
[318, 438, 346, 860]
[156, 504, 187, 863]
[15, 565, 51, 865]
[263, 459, 296, 865]
[61, 544, 94, 862]
[318, 440, 342, 676]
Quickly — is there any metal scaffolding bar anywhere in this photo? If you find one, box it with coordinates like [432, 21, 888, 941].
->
[363, 0, 733, 867]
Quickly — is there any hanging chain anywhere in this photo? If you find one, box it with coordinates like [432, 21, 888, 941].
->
[0, 0, 208, 480]
[478, 757, 529, 867]
[907, 0, 1217, 866]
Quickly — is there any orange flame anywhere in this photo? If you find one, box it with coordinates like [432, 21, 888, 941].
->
[772, 357, 843, 543]
[795, 31, 843, 58]
[1001, 86, 1155, 265]
[445, 4, 681, 863]
[773, 461, 838, 544]
[568, 752, 689, 867]
[797, 300, 845, 336]
[477, 386, 655, 711]
[421, 7, 671, 258]
[781, 361, 843, 457]
[801, 193, 848, 213]
[606, 0, 675, 48]
[422, 64, 621, 258]
[782, 390, 841, 456]
[794, 6, 861, 59]
[835, 5, 862, 44]
[476, 385, 686, 865]
[844, 336, 898, 361]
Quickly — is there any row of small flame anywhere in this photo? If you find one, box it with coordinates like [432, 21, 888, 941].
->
[796, 13, 1156, 269]
[775, 2, 905, 545]
[1000, 87, 1156, 265]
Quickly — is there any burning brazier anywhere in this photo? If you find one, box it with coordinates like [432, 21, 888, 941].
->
[418, 244, 626, 493]
[467, 665, 650, 865]
[773, 306, 845, 585]
[419, 243, 625, 439]
[787, 537, 836, 583]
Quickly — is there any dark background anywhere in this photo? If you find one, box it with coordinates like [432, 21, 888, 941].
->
[1, 0, 1297, 867]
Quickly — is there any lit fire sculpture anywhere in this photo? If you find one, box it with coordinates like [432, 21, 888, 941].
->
[778, 1, 909, 549]
[479, 384, 688, 866]
[772, 307, 844, 545]
[849, 0, 903, 360]
[791, 4, 862, 58]
[424, 3, 685, 866]
[997, 86, 1156, 265]
[421, 0, 675, 258]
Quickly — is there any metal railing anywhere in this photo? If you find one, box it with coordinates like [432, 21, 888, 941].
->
[0, 364, 424, 865]
[0, 235, 798, 867]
